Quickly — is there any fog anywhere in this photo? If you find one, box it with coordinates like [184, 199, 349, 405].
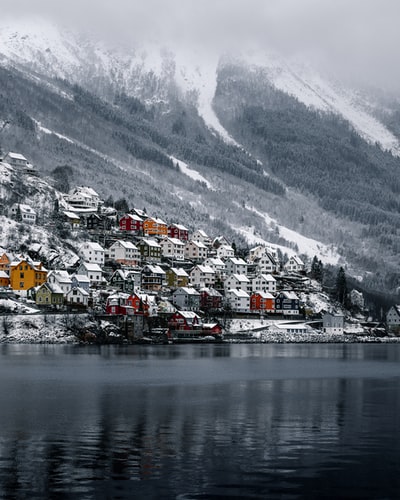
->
[2, 0, 400, 89]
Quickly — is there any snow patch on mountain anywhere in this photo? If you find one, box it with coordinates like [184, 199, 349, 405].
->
[170, 155, 216, 190]
[33, 119, 74, 143]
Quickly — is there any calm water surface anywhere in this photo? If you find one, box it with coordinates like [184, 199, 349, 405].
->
[0, 343, 400, 499]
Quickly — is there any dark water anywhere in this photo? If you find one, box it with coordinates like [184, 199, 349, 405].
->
[1, 343, 400, 499]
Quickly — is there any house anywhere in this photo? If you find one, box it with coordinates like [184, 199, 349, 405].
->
[77, 262, 103, 286]
[168, 311, 202, 330]
[272, 322, 311, 334]
[254, 252, 279, 274]
[323, 313, 344, 334]
[275, 291, 300, 315]
[350, 289, 365, 310]
[251, 273, 277, 293]
[119, 213, 143, 233]
[225, 289, 250, 313]
[184, 240, 208, 262]
[107, 240, 140, 266]
[143, 217, 168, 237]
[47, 270, 72, 295]
[168, 223, 189, 241]
[225, 257, 248, 276]
[200, 287, 223, 311]
[0, 253, 11, 272]
[3, 151, 29, 168]
[137, 239, 162, 262]
[191, 229, 212, 247]
[8, 204, 37, 224]
[159, 237, 185, 261]
[190, 265, 216, 289]
[78, 242, 105, 266]
[66, 287, 89, 308]
[172, 287, 201, 311]
[204, 257, 226, 279]
[86, 213, 104, 230]
[70, 274, 90, 292]
[216, 245, 235, 259]
[109, 269, 141, 293]
[166, 268, 189, 288]
[386, 305, 400, 330]
[213, 235, 231, 248]
[250, 292, 275, 313]
[65, 186, 102, 211]
[284, 255, 305, 273]
[105, 292, 132, 315]
[141, 264, 166, 291]
[0, 271, 10, 287]
[9, 259, 47, 291]
[62, 211, 81, 229]
[35, 283, 64, 308]
[224, 274, 251, 293]
[127, 293, 158, 317]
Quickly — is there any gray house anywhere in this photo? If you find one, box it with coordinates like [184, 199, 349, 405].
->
[323, 313, 344, 334]
[172, 287, 201, 311]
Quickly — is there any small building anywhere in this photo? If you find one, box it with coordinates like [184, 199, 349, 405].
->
[323, 313, 344, 334]
[284, 255, 305, 273]
[137, 239, 162, 262]
[168, 311, 202, 330]
[200, 287, 223, 311]
[47, 270, 72, 295]
[35, 282, 64, 308]
[70, 274, 91, 292]
[0, 271, 10, 287]
[190, 265, 216, 289]
[0, 253, 11, 273]
[77, 262, 103, 286]
[109, 269, 141, 293]
[225, 257, 248, 277]
[85, 213, 104, 230]
[386, 305, 400, 331]
[191, 229, 212, 247]
[143, 217, 168, 237]
[66, 287, 89, 308]
[172, 287, 201, 311]
[224, 274, 251, 293]
[250, 291, 275, 313]
[159, 237, 185, 261]
[107, 240, 140, 266]
[204, 257, 226, 279]
[251, 273, 276, 293]
[3, 151, 29, 168]
[119, 213, 143, 233]
[184, 240, 208, 262]
[141, 264, 166, 291]
[225, 289, 250, 313]
[275, 291, 300, 316]
[216, 245, 235, 259]
[78, 242, 105, 266]
[62, 211, 81, 229]
[166, 267, 189, 288]
[254, 252, 279, 274]
[168, 223, 189, 241]
[105, 293, 132, 315]
[65, 186, 102, 211]
[8, 204, 37, 224]
[9, 258, 47, 291]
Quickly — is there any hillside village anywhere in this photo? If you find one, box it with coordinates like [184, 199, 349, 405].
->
[0, 152, 398, 342]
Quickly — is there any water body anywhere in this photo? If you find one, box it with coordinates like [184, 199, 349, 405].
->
[0, 343, 400, 499]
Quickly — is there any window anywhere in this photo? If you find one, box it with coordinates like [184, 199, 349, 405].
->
[20, 272, 24, 278]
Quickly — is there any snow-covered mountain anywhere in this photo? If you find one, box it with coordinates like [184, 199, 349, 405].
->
[1, 17, 399, 154]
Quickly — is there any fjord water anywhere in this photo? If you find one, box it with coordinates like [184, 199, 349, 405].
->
[1, 344, 400, 499]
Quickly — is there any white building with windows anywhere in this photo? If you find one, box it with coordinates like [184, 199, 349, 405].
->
[160, 237, 185, 261]
[79, 242, 105, 266]
[8, 204, 37, 224]
[251, 273, 277, 293]
[225, 289, 250, 313]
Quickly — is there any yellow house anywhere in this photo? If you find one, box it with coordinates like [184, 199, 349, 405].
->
[10, 259, 47, 291]
[143, 217, 168, 237]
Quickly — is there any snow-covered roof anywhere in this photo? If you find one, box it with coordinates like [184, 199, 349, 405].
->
[170, 267, 189, 277]
[227, 289, 250, 298]
[66, 286, 89, 297]
[141, 238, 161, 248]
[72, 274, 91, 283]
[228, 257, 247, 265]
[255, 273, 276, 282]
[143, 265, 165, 274]
[230, 274, 250, 282]
[111, 240, 138, 250]
[80, 242, 104, 252]
[188, 240, 207, 249]
[80, 262, 103, 272]
[205, 258, 225, 266]
[63, 211, 80, 219]
[177, 311, 201, 319]
[200, 287, 222, 297]
[6, 152, 28, 161]
[193, 265, 215, 274]
[0, 271, 9, 279]
[252, 291, 275, 299]
[174, 287, 200, 296]
[169, 223, 188, 231]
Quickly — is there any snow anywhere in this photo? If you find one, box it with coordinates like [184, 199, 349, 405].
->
[170, 155, 216, 191]
[33, 119, 74, 143]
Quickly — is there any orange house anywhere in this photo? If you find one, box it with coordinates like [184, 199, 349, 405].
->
[143, 217, 168, 237]
[126, 293, 150, 316]
[0, 271, 10, 287]
[0, 253, 10, 272]
[9, 259, 47, 291]
[250, 292, 275, 313]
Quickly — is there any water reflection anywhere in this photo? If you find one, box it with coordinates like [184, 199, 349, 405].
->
[0, 345, 400, 498]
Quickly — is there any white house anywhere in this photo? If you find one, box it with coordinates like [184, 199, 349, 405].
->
[172, 287, 201, 311]
[191, 229, 212, 247]
[204, 257, 226, 279]
[254, 252, 279, 274]
[66, 287, 89, 307]
[3, 151, 29, 168]
[66, 186, 102, 211]
[159, 237, 185, 261]
[284, 255, 305, 273]
[8, 204, 37, 224]
[107, 240, 140, 266]
[47, 270, 72, 295]
[79, 242, 105, 266]
[224, 274, 251, 293]
[225, 257, 248, 276]
[77, 262, 103, 286]
[216, 245, 235, 259]
[190, 265, 216, 289]
[251, 273, 277, 293]
[185, 240, 208, 262]
[225, 289, 250, 313]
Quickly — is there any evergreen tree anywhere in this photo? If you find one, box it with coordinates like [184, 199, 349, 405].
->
[335, 267, 348, 305]
[310, 255, 323, 282]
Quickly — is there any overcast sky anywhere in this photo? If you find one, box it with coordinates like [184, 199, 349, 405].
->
[3, 0, 400, 89]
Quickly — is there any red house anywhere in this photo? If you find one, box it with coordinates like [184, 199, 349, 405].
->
[168, 311, 201, 331]
[200, 287, 223, 310]
[126, 293, 151, 316]
[119, 214, 143, 232]
[105, 293, 133, 315]
[250, 292, 275, 313]
[168, 223, 189, 241]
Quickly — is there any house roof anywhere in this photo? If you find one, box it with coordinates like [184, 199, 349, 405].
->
[254, 273, 276, 282]
[0, 271, 9, 279]
[177, 311, 201, 319]
[72, 274, 91, 283]
[80, 262, 103, 272]
[252, 291, 275, 299]
[63, 211, 81, 220]
[140, 238, 161, 248]
[205, 258, 225, 267]
[170, 267, 189, 277]
[67, 286, 89, 297]
[122, 213, 143, 222]
[193, 265, 215, 274]
[280, 291, 299, 300]
[227, 289, 250, 298]
[143, 265, 165, 275]
[228, 257, 247, 266]
[6, 152, 28, 161]
[188, 240, 207, 249]
[80, 242, 104, 252]
[200, 287, 222, 297]
[111, 240, 138, 250]
[169, 223, 188, 231]
[229, 274, 250, 282]
[174, 287, 200, 296]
